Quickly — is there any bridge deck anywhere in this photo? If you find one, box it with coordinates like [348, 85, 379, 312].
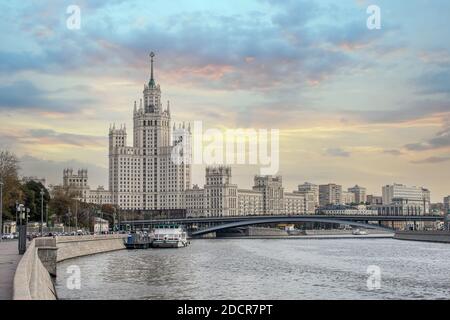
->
[121, 214, 443, 225]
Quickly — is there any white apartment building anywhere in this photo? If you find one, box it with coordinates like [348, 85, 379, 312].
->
[382, 183, 430, 214]
[62, 168, 112, 205]
[87, 186, 112, 205]
[297, 182, 319, 208]
[186, 166, 315, 217]
[443, 196, 450, 214]
[237, 189, 264, 216]
[108, 53, 191, 210]
[62, 168, 90, 202]
[348, 185, 367, 204]
[341, 191, 356, 205]
[319, 183, 342, 206]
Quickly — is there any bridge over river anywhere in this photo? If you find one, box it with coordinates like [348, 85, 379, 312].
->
[119, 214, 444, 236]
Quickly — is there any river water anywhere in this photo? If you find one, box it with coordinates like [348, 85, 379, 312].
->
[55, 238, 450, 300]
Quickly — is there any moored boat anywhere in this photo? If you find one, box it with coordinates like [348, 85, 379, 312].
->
[352, 229, 368, 235]
[151, 224, 189, 248]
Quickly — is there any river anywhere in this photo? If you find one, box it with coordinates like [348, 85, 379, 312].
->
[55, 238, 450, 300]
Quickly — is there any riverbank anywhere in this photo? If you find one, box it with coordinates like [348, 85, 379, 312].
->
[214, 228, 394, 240]
[214, 233, 394, 240]
[394, 231, 450, 243]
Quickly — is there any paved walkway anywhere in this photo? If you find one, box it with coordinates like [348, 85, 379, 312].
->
[0, 240, 21, 300]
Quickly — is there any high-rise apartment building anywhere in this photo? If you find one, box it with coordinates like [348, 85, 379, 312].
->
[382, 183, 430, 214]
[319, 183, 342, 206]
[297, 182, 319, 207]
[348, 185, 367, 204]
[108, 53, 191, 210]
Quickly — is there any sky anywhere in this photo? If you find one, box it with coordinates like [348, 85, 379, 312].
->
[0, 0, 449, 202]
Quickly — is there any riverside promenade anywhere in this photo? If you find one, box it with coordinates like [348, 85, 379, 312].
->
[0, 240, 21, 300]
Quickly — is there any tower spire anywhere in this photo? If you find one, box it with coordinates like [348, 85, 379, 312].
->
[149, 51, 155, 87]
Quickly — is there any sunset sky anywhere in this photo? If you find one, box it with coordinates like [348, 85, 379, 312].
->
[0, 0, 449, 202]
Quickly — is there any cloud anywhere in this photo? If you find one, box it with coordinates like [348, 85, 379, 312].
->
[405, 126, 450, 151]
[19, 154, 108, 187]
[0, 80, 95, 113]
[383, 149, 403, 156]
[353, 100, 450, 125]
[415, 68, 450, 96]
[25, 129, 106, 148]
[1, 1, 391, 93]
[325, 147, 350, 157]
[411, 155, 450, 164]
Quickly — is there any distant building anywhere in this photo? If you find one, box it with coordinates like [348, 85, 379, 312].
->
[382, 183, 430, 214]
[253, 175, 285, 215]
[319, 184, 342, 206]
[62, 169, 113, 206]
[93, 217, 109, 233]
[444, 196, 450, 214]
[2, 221, 16, 234]
[297, 182, 319, 207]
[348, 185, 367, 204]
[185, 166, 314, 217]
[367, 195, 383, 205]
[63, 168, 90, 201]
[341, 191, 356, 205]
[87, 186, 112, 205]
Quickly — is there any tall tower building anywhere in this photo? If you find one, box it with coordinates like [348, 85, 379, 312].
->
[109, 52, 191, 210]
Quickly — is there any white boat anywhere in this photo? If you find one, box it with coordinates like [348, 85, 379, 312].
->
[151, 224, 189, 248]
[352, 229, 368, 235]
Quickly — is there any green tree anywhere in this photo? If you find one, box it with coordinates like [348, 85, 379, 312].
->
[0, 149, 23, 220]
[21, 180, 50, 222]
[48, 185, 77, 225]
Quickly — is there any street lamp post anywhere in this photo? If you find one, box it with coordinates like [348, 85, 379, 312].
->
[17, 204, 27, 254]
[40, 189, 44, 236]
[46, 205, 49, 229]
[0, 180, 3, 241]
[15, 200, 18, 225]
[74, 197, 81, 232]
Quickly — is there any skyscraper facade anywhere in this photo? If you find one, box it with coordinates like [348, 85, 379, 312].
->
[109, 53, 191, 210]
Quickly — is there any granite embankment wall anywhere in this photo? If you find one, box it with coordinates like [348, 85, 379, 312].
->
[13, 239, 57, 300]
[56, 234, 127, 262]
[13, 234, 127, 300]
[394, 231, 450, 243]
